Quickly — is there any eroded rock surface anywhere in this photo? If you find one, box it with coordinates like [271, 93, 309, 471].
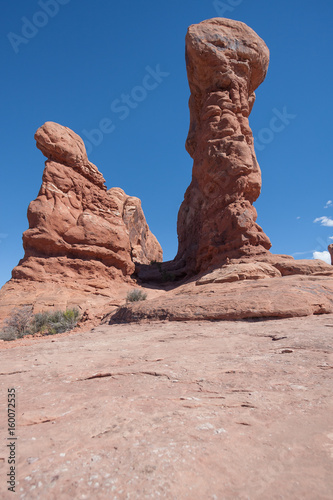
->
[176, 18, 272, 275]
[109, 274, 333, 323]
[1, 315, 332, 499]
[0, 122, 162, 320]
[195, 262, 281, 285]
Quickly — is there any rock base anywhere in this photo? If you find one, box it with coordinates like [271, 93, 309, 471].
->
[109, 258, 333, 323]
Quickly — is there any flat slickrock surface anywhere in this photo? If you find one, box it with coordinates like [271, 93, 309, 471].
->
[0, 315, 333, 499]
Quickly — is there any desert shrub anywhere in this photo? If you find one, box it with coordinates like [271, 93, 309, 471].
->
[31, 311, 52, 334]
[62, 308, 80, 327]
[0, 307, 80, 340]
[0, 306, 34, 341]
[31, 308, 80, 335]
[0, 330, 17, 341]
[126, 289, 147, 303]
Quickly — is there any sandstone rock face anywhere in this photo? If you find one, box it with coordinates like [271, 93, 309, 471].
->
[176, 18, 272, 275]
[0, 318, 333, 500]
[110, 274, 333, 323]
[195, 262, 281, 285]
[272, 257, 333, 277]
[0, 122, 162, 320]
[35, 121, 106, 188]
[1, 316, 333, 499]
[20, 121, 162, 275]
[110, 188, 162, 265]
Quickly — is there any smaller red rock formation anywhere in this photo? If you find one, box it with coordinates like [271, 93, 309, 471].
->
[19, 121, 161, 277]
[0, 122, 162, 320]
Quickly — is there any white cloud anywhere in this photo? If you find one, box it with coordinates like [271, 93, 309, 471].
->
[296, 216, 301, 220]
[292, 250, 314, 257]
[324, 200, 332, 209]
[329, 236, 333, 241]
[313, 216, 333, 227]
[313, 251, 331, 264]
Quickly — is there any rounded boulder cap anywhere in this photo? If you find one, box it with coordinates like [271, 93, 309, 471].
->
[186, 18, 270, 94]
[35, 121, 106, 189]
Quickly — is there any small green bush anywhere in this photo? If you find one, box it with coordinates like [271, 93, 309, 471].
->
[31, 308, 80, 335]
[0, 307, 80, 341]
[126, 289, 147, 303]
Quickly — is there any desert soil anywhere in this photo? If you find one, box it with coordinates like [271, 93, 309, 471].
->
[1, 314, 333, 499]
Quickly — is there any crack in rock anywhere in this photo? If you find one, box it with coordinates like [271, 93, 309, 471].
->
[80, 371, 172, 381]
[0, 370, 30, 375]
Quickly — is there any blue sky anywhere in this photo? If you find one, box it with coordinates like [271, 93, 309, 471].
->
[1, 0, 332, 288]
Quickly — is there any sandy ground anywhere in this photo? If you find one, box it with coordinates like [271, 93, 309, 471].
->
[0, 315, 333, 499]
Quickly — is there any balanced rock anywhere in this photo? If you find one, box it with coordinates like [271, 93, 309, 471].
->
[0, 122, 162, 320]
[176, 18, 272, 275]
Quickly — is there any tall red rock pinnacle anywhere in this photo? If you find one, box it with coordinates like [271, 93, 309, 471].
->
[176, 18, 272, 274]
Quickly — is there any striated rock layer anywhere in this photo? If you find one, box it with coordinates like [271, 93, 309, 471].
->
[0, 122, 162, 320]
[110, 274, 333, 323]
[176, 18, 272, 275]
